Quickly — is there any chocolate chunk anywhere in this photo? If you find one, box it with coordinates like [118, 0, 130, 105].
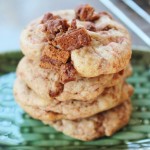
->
[85, 22, 96, 31]
[55, 27, 91, 51]
[75, 4, 94, 21]
[119, 70, 124, 75]
[40, 55, 62, 69]
[40, 45, 70, 69]
[42, 45, 70, 63]
[45, 19, 69, 39]
[70, 19, 77, 30]
[41, 12, 60, 23]
[49, 83, 64, 97]
[60, 63, 77, 83]
[75, 4, 99, 21]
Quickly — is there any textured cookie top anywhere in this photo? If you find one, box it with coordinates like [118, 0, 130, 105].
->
[20, 4, 131, 78]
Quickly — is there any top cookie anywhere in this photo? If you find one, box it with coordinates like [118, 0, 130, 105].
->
[20, 4, 131, 77]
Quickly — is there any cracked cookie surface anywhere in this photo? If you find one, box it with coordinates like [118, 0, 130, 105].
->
[20, 6, 131, 77]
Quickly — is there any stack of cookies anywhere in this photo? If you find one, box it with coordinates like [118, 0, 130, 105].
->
[14, 4, 134, 141]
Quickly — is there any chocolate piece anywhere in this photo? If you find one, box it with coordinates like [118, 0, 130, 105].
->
[40, 55, 62, 69]
[85, 22, 96, 31]
[40, 45, 70, 69]
[60, 63, 77, 83]
[55, 27, 91, 51]
[75, 4, 99, 21]
[41, 12, 69, 39]
[42, 45, 70, 63]
[49, 83, 64, 97]
[41, 12, 60, 23]
[70, 19, 77, 30]
[46, 19, 69, 38]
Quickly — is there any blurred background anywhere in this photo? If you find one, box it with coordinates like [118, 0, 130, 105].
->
[0, 0, 150, 52]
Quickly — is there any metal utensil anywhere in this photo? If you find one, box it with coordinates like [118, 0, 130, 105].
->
[122, 0, 150, 24]
[100, 0, 150, 47]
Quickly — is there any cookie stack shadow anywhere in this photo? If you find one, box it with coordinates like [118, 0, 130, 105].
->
[14, 4, 134, 141]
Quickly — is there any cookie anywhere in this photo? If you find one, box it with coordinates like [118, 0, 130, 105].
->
[17, 57, 132, 102]
[46, 100, 132, 141]
[20, 5, 131, 78]
[16, 97, 132, 141]
[15, 98, 64, 121]
[13, 77, 133, 120]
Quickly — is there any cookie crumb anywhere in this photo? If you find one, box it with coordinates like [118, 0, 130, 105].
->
[60, 63, 77, 83]
[70, 19, 77, 30]
[75, 4, 99, 21]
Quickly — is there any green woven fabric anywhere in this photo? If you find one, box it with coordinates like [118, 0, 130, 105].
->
[0, 49, 150, 149]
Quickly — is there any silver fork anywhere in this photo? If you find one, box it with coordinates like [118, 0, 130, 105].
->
[122, 0, 150, 24]
[100, 0, 150, 47]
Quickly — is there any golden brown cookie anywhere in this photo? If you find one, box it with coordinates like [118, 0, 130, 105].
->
[17, 57, 132, 102]
[20, 7, 131, 77]
[13, 77, 133, 120]
[46, 100, 132, 141]
[16, 97, 132, 141]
